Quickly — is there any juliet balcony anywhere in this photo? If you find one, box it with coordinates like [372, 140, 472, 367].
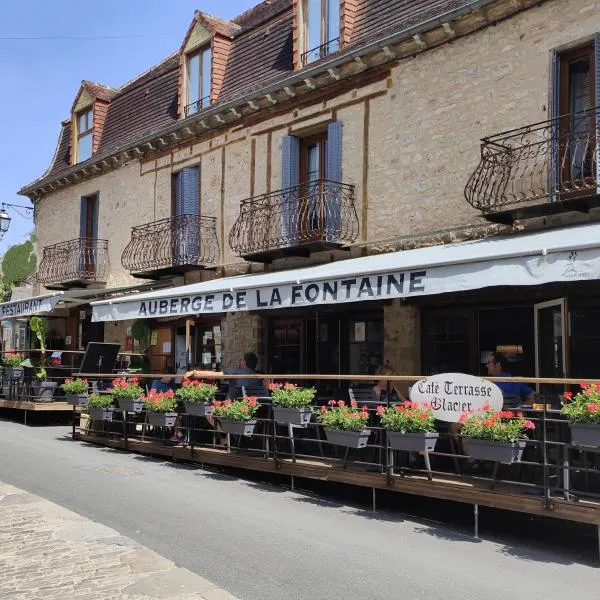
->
[465, 106, 600, 224]
[37, 238, 109, 290]
[228, 179, 359, 263]
[121, 214, 219, 279]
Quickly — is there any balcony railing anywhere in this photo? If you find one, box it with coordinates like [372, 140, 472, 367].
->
[465, 106, 600, 221]
[122, 214, 218, 278]
[184, 95, 211, 117]
[37, 238, 108, 289]
[229, 179, 359, 261]
[301, 37, 340, 66]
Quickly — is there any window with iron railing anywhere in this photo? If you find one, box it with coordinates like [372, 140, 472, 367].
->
[185, 46, 212, 116]
[76, 107, 93, 162]
[301, 0, 340, 66]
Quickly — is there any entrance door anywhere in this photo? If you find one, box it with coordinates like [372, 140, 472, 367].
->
[534, 299, 568, 398]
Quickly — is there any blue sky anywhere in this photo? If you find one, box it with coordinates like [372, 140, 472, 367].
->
[0, 0, 257, 255]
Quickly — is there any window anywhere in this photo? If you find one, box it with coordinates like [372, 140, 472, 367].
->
[186, 46, 212, 116]
[80, 194, 99, 239]
[173, 167, 200, 263]
[302, 0, 340, 65]
[76, 108, 93, 162]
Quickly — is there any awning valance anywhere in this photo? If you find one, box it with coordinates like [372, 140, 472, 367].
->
[91, 222, 600, 323]
[0, 292, 64, 319]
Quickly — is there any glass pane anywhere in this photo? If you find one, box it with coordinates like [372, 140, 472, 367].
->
[78, 112, 87, 132]
[327, 0, 340, 49]
[187, 53, 200, 110]
[568, 56, 593, 181]
[307, 143, 320, 181]
[87, 109, 93, 129]
[306, 0, 322, 52]
[78, 132, 92, 162]
[201, 46, 212, 106]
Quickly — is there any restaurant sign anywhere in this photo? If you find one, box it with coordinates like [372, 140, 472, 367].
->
[409, 373, 503, 423]
[0, 294, 62, 320]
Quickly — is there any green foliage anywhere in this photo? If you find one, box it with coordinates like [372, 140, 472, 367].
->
[269, 383, 315, 408]
[319, 401, 369, 432]
[175, 379, 217, 404]
[562, 383, 600, 424]
[30, 316, 49, 353]
[87, 394, 114, 409]
[377, 402, 436, 433]
[212, 397, 259, 421]
[131, 320, 150, 350]
[143, 390, 177, 413]
[1, 237, 36, 287]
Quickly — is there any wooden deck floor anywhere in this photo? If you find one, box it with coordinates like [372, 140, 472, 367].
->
[77, 432, 600, 526]
[0, 399, 74, 412]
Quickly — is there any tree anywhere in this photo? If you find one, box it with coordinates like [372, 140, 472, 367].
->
[1, 235, 36, 294]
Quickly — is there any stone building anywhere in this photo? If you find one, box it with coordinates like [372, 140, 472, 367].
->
[15, 0, 600, 392]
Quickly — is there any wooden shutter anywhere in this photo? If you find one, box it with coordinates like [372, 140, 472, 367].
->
[175, 167, 199, 216]
[281, 136, 300, 243]
[325, 121, 343, 182]
[174, 167, 200, 263]
[79, 197, 88, 238]
[550, 49, 560, 201]
[325, 121, 343, 238]
[90, 196, 99, 240]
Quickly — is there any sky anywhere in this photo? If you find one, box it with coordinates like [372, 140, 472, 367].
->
[0, 0, 257, 255]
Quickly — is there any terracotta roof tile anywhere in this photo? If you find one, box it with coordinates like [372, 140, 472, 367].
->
[82, 80, 119, 102]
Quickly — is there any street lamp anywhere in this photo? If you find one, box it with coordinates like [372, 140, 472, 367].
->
[0, 202, 34, 237]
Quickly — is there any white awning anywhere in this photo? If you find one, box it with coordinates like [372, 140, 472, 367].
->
[0, 292, 64, 319]
[91, 222, 600, 322]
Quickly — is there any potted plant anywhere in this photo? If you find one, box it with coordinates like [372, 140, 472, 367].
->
[2, 352, 24, 381]
[87, 393, 115, 421]
[61, 377, 89, 406]
[211, 397, 259, 437]
[459, 405, 535, 463]
[110, 377, 144, 412]
[269, 383, 314, 426]
[143, 390, 178, 427]
[176, 378, 217, 416]
[28, 317, 58, 401]
[319, 400, 370, 448]
[562, 383, 600, 448]
[377, 402, 439, 452]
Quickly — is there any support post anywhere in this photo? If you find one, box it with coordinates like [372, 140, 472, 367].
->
[474, 503, 479, 539]
[372, 487, 377, 512]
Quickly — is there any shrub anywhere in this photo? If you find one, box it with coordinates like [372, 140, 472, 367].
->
[319, 400, 369, 432]
[3, 352, 24, 367]
[60, 378, 88, 395]
[87, 394, 114, 409]
[212, 397, 258, 421]
[176, 379, 218, 404]
[377, 402, 436, 433]
[562, 383, 600, 424]
[268, 383, 315, 408]
[459, 405, 535, 443]
[143, 390, 177, 413]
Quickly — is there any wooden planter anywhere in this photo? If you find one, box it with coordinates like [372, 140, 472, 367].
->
[219, 418, 257, 437]
[272, 406, 312, 427]
[89, 407, 114, 421]
[467, 439, 526, 463]
[117, 398, 145, 413]
[183, 402, 213, 417]
[324, 428, 370, 449]
[387, 431, 439, 452]
[570, 423, 600, 449]
[147, 412, 178, 427]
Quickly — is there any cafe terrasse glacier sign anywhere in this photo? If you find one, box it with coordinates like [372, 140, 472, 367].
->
[409, 373, 504, 423]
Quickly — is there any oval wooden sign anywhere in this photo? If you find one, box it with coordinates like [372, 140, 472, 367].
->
[409, 373, 504, 423]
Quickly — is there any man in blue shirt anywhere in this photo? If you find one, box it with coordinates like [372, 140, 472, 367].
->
[486, 352, 534, 404]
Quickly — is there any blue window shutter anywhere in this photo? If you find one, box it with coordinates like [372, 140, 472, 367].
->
[550, 49, 560, 201]
[174, 170, 184, 216]
[90, 196, 99, 240]
[182, 167, 199, 214]
[281, 136, 300, 242]
[79, 197, 88, 238]
[326, 121, 343, 183]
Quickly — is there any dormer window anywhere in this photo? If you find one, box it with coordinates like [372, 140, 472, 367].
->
[76, 107, 93, 162]
[302, 0, 340, 66]
[185, 45, 212, 116]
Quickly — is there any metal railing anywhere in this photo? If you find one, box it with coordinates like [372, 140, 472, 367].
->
[229, 179, 359, 258]
[37, 238, 108, 286]
[301, 37, 340, 65]
[121, 214, 218, 275]
[184, 95, 211, 117]
[465, 106, 600, 213]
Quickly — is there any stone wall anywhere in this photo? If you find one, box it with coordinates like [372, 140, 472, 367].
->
[220, 312, 266, 372]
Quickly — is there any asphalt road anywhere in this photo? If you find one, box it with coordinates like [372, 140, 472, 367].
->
[0, 419, 598, 600]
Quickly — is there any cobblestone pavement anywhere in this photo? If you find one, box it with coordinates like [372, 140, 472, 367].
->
[0, 481, 239, 600]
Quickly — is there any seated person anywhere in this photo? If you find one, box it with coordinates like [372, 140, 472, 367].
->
[223, 352, 263, 399]
[486, 352, 534, 405]
[373, 364, 407, 404]
[150, 375, 175, 393]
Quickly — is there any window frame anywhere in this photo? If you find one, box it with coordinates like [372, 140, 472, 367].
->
[185, 45, 212, 116]
[76, 107, 93, 162]
[302, 0, 340, 63]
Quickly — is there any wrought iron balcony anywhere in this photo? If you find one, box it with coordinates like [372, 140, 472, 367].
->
[301, 37, 340, 66]
[122, 214, 218, 279]
[465, 106, 600, 223]
[184, 95, 211, 117]
[37, 238, 108, 289]
[229, 179, 359, 262]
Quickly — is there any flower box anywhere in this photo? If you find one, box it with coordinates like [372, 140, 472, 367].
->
[31, 381, 57, 402]
[118, 398, 145, 413]
[570, 423, 600, 449]
[467, 439, 526, 463]
[219, 418, 257, 437]
[147, 412, 178, 427]
[89, 407, 114, 421]
[387, 431, 439, 452]
[273, 406, 312, 426]
[324, 428, 370, 449]
[66, 394, 89, 406]
[183, 401, 213, 417]
[4, 366, 24, 381]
